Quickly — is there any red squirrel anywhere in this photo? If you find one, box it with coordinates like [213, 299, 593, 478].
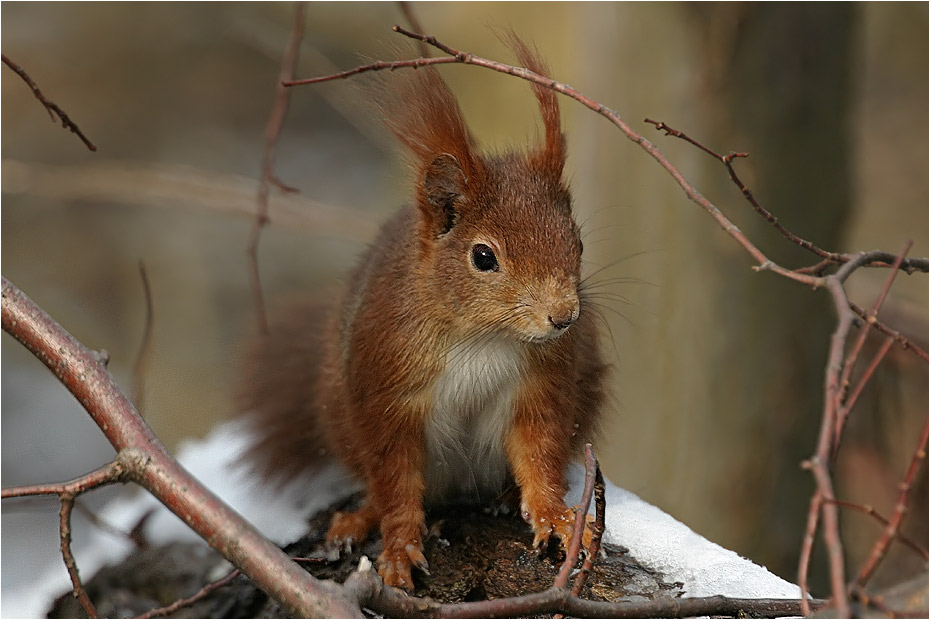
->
[239, 40, 608, 591]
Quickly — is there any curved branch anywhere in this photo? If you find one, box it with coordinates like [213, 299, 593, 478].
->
[0, 276, 361, 618]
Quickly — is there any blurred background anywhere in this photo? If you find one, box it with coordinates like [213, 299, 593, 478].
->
[2, 2, 926, 608]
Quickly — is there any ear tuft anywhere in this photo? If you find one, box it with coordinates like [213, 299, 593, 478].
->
[506, 33, 566, 179]
[423, 153, 465, 236]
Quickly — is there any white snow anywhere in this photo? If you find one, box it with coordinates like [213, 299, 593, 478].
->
[564, 465, 801, 599]
[2, 422, 799, 618]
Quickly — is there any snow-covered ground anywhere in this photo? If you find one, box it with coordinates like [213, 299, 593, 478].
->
[2, 421, 800, 618]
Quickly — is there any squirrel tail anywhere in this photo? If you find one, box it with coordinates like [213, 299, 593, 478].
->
[236, 300, 331, 485]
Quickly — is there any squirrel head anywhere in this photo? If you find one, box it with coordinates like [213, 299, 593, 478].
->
[382, 38, 582, 344]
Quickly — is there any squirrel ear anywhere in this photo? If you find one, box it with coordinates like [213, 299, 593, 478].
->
[422, 153, 466, 236]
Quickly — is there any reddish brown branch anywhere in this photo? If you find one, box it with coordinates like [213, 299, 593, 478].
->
[644, 119, 928, 276]
[59, 498, 97, 617]
[832, 242, 912, 453]
[572, 453, 607, 597]
[249, 2, 306, 333]
[554, 444, 598, 589]
[797, 489, 822, 616]
[849, 301, 929, 362]
[852, 583, 929, 619]
[288, 27, 928, 291]
[855, 419, 929, 587]
[2, 53, 97, 151]
[808, 277, 856, 616]
[0, 276, 361, 618]
[284, 56, 461, 86]
[136, 569, 242, 619]
[3, 462, 127, 618]
[834, 336, 895, 453]
[2, 462, 126, 501]
[827, 499, 928, 561]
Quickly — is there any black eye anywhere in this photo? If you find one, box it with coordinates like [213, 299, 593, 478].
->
[471, 243, 499, 272]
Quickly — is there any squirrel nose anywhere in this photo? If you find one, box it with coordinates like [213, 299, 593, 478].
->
[548, 303, 579, 331]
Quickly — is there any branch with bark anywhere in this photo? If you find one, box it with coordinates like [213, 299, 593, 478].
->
[1, 277, 359, 618]
[2, 53, 97, 151]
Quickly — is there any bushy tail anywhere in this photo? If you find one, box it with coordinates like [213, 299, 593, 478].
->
[236, 301, 331, 485]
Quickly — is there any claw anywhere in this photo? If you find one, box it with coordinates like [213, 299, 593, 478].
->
[526, 504, 593, 558]
[406, 543, 430, 575]
[378, 539, 428, 592]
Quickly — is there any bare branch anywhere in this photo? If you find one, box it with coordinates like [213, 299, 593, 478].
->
[135, 569, 241, 619]
[131, 261, 155, 412]
[3, 461, 126, 618]
[644, 119, 928, 276]
[849, 301, 929, 363]
[249, 2, 307, 333]
[554, 444, 598, 589]
[0, 276, 362, 618]
[571, 450, 607, 597]
[397, 2, 430, 57]
[855, 419, 929, 587]
[2, 53, 97, 151]
[827, 499, 928, 561]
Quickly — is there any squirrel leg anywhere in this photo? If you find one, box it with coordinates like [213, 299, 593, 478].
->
[506, 389, 585, 554]
[368, 439, 429, 591]
[326, 501, 380, 552]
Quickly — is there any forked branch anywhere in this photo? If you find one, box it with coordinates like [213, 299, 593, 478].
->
[0, 276, 361, 618]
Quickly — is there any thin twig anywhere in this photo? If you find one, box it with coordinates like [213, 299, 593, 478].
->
[855, 419, 929, 587]
[249, 2, 306, 334]
[852, 583, 930, 619]
[849, 301, 929, 363]
[643, 119, 929, 276]
[832, 242, 912, 454]
[3, 461, 127, 619]
[826, 499, 928, 561]
[571, 452, 606, 597]
[554, 444, 598, 589]
[798, 490, 822, 616]
[136, 569, 242, 619]
[131, 261, 155, 413]
[397, 2, 430, 57]
[834, 336, 894, 452]
[2, 53, 97, 151]
[73, 499, 142, 547]
[60, 497, 98, 618]
[285, 56, 460, 86]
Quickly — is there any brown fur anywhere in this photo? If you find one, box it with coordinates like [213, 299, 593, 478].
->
[238, 40, 608, 590]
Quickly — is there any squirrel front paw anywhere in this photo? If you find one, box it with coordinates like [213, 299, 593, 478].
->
[378, 539, 429, 591]
[326, 504, 379, 553]
[525, 504, 592, 554]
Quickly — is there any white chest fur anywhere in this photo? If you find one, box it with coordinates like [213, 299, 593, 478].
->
[424, 337, 525, 505]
